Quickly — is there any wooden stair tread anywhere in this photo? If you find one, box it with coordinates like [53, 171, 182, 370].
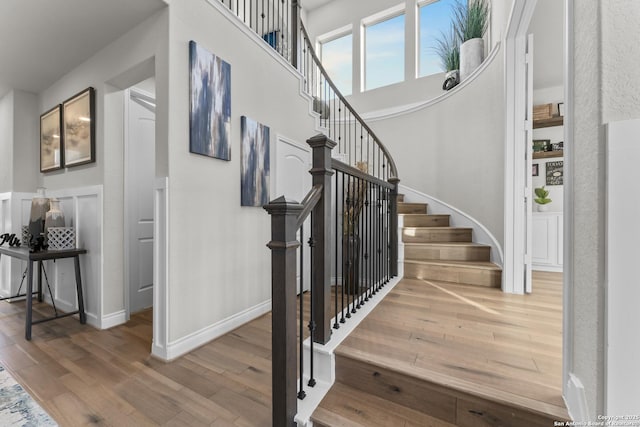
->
[404, 259, 501, 271]
[400, 213, 449, 218]
[404, 226, 472, 231]
[312, 383, 456, 427]
[404, 242, 490, 248]
[334, 349, 570, 422]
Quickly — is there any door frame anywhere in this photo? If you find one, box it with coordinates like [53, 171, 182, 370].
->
[503, 0, 575, 409]
[124, 86, 156, 319]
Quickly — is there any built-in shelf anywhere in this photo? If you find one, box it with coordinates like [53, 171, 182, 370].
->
[533, 116, 564, 129]
[533, 150, 564, 159]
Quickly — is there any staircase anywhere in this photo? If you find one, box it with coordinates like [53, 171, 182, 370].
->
[398, 194, 502, 289]
[310, 195, 570, 426]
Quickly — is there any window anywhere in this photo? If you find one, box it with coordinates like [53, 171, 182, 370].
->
[419, 0, 457, 77]
[365, 14, 405, 91]
[320, 33, 353, 96]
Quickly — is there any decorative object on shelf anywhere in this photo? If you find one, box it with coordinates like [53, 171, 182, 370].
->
[534, 186, 552, 212]
[434, 24, 460, 90]
[0, 233, 21, 247]
[240, 116, 270, 207]
[40, 105, 63, 172]
[533, 103, 554, 120]
[454, 0, 489, 81]
[552, 141, 564, 151]
[44, 198, 65, 243]
[63, 87, 95, 167]
[47, 227, 76, 250]
[532, 163, 539, 176]
[28, 188, 50, 251]
[21, 225, 31, 246]
[533, 139, 550, 152]
[189, 40, 231, 161]
[546, 161, 563, 185]
[558, 102, 565, 117]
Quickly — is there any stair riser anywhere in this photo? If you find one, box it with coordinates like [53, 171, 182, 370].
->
[405, 245, 490, 262]
[398, 203, 427, 214]
[402, 229, 472, 243]
[402, 215, 450, 227]
[335, 355, 560, 427]
[404, 263, 501, 288]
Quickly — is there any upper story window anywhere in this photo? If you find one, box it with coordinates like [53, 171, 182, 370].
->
[419, 0, 458, 77]
[320, 33, 353, 96]
[364, 13, 405, 91]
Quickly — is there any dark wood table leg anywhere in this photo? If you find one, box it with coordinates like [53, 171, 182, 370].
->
[26, 260, 33, 340]
[73, 256, 86, 324]
[37, 261, 43, 302]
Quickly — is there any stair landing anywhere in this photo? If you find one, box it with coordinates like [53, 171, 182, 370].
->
[312, 272, 569, 426]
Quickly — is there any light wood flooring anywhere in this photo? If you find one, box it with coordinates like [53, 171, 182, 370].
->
[314, 271, 568, 426]
[0, 272, 566, 426]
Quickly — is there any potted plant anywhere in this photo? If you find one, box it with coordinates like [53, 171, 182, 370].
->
[453, 0, 489, 81]
[534, 186, 552, 212]
[434, 25, 461, 91]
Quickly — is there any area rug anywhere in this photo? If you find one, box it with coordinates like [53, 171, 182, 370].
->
[0, 365, 57, 426]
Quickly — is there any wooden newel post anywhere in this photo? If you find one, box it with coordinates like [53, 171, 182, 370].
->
[388, 177, 400, 278]
[307, 134, 336, 345]
[264, 196, 303, 427]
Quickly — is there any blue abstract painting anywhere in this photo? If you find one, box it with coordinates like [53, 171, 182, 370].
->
[241, 116, 270, 207]
[189, 40, 231, 160]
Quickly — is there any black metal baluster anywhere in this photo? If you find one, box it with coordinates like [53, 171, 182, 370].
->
[364, 181, 370, 303]
[345, 173, 351, 319]
[334, 169, 339, 330]
[297, 225, 305, 400]
[307, 233, 316, 388]
[340, 172, 346, 324]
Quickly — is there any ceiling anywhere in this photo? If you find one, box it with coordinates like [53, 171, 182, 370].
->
[301, 0, 336, 12]
[528, 0, 565, 89]
[0, 0, 167, 99]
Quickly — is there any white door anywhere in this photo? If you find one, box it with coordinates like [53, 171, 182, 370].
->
[524, 34, 534, 293]
[126, 88, 156, 313]
[275, 137, 312, 293]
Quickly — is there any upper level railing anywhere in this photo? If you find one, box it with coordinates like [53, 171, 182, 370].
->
[217, 0, 398, 182]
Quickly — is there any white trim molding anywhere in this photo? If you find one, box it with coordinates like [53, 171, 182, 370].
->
[565, 373, 589, 422]
[152, 177, 170, 360]
[101, 310, 128, 329]
[156, 300, 272, 361]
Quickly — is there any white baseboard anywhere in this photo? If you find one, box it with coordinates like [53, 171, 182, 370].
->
[156, 300, 272, 361]
[532, 265, 563, 273]
[565, 373, 589, 422]
[101, 310, 127, 329]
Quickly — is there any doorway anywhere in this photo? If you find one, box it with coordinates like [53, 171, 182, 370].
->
[125, 82, 156, 316]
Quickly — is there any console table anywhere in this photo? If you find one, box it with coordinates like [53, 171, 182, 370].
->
[0, 246, 87, 340]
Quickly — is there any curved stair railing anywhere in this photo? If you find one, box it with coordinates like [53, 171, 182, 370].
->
[217, 1, 399, 425]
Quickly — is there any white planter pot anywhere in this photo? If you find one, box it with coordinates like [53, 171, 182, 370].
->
[460, 38, 485, 81]
[537, 204, 549, 212]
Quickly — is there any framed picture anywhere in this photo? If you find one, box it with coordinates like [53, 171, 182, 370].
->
[532, 163, 539, 177]
[558, 102, 565, 117]
[533, 139, 550, 152]
[63, 87, 95, 167]
[240, 116, 270, 207]
[40, 105, 63, 172]
[189, 40, 232, 161]
[546, 161, 563, 185]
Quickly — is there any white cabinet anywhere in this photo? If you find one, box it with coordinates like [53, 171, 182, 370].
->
[532, 212, 563, 271]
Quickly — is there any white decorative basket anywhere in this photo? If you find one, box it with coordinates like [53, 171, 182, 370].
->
[22, 225, 31, 246]
[47, 227, 76, 250]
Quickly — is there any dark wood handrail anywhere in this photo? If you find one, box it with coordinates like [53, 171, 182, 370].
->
[296, 184, 323, 229]
[299, 22, 399, 180]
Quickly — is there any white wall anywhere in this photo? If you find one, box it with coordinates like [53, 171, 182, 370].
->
[36, 9, 170, 320]
[165, 1, 318, 347]
[364, 49, 506, 246]
[570, 0, 640, 419]
[0, 92, 13, 193]
[0, 90, 39, 193]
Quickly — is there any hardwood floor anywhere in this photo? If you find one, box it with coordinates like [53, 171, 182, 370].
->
[0, 303, 273, 426]
[0, 273, 566, 426]
[313, 271, 568, 426]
